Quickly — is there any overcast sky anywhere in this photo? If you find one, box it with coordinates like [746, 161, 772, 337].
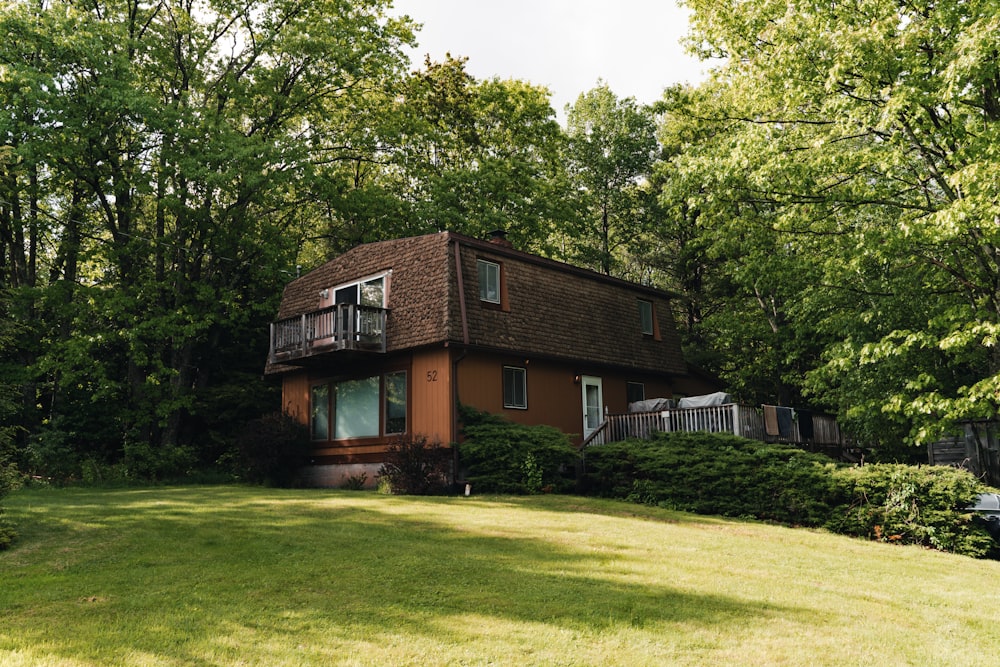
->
[389, 0, 709, 118]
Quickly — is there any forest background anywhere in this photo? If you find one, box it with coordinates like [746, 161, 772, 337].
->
[2, 0, 999, 480]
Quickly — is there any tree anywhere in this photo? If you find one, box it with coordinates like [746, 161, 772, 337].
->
[677, 0, 1000, 445]
[307, 54, 574, 256]
[0, 0, 415, 477]
[648, 84, 832, 408]
[563, 83, 658, 277]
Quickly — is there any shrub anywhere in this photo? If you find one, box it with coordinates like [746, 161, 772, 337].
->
[456, 407, 579, 494]
[826, 464, 996, 558]
[377, 435, 450, 495]
[0, 460, 17, 550]
[341, 473, 369, 490]
[581, 432, 839, 526]
[24, 426, 81, 484]
[581, 432, 999, 558]
[232, 411, 310, 487]
[122, 440, 197, 482]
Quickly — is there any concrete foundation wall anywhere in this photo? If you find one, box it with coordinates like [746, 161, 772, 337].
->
[299, 463, 382, 489]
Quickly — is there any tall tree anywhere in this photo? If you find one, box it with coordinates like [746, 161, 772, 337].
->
[680, 0, 1000, 444]
[563, 83, 658, 277]
[307, 54, 573, 256]
[649, 84, 835, 408]
[0, 0, 415, 475]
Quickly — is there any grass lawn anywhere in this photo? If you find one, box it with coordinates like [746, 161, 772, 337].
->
[2, 486, 1000, 666]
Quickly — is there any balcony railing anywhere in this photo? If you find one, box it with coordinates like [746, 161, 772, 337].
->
[581, 404, 849, 456]
[269, 304, 387, 363]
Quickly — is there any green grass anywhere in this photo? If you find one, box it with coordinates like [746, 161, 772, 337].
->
[3, 486, 1000, 666]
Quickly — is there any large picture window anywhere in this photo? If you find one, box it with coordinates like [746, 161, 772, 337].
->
[310, 372, 408, 441]
[335, 376, 380, 439]
[503, 366, 527, 409]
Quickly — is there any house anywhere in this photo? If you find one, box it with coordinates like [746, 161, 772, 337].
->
[265, 230, 720, 486]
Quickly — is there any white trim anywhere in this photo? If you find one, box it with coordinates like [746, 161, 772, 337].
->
[581, 376, 604, 438]
[502, 365, 527, 409]
[478, 259, 501, 304]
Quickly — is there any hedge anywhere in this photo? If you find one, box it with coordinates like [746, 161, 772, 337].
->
[581, 431, 997, 558]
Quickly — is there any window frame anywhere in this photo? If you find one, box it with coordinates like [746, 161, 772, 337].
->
[626, 382, 646, 405]
[309, 370, 408, 442]
[328, 271, 390, 307]
[477, 259, 501, 304]
[502, 365, 528, 410]
[638, 299, 654, 336]
[310, 383, 331, 441]
[384, 370, 408, 436]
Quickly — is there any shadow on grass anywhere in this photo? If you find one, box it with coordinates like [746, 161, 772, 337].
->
[2, 487, 813, 664]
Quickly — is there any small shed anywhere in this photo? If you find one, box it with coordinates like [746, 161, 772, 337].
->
[928, 420, 1000, 486]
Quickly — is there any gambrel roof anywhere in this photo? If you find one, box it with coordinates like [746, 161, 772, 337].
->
[268, 231, 687, 377]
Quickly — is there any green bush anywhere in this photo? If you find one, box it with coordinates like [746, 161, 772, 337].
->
[24, 426, 81, 484]
[826, 464, 996, 558]
[0, 460, 17, 550]
[377, 435, 451, 495]
[581, 433, 998, 558]
[122, 440, 197, 482]
[581, 432, 839, 526]
[456, 407, 579, 494]
[231, 411, 310, 487]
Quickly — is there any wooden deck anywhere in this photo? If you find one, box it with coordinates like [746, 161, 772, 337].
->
[582, 403, 851, 458]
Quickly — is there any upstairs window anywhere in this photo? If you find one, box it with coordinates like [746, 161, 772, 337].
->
[503, 366, 527, 409]
[638, 299, 654, 335]
[478, 260, 501, 304]
[330, 273, 388, 307]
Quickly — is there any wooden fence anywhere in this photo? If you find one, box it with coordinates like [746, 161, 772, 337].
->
[929, 421, 1000, 486]
[582, 403, 849, 457]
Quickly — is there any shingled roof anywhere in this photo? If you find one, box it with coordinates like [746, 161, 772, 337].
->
[268, 231, 687, 376]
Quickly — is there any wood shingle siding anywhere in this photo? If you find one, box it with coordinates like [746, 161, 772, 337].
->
[268, 231, 688, 376]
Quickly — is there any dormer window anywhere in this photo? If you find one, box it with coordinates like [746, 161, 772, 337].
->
[478, 259, 501, 304]
[638, 299, 654, 335]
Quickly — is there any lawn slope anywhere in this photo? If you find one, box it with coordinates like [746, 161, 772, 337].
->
[2, 486, 999, 666]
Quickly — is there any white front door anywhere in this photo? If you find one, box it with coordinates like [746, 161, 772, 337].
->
[581, 376, 604, 439]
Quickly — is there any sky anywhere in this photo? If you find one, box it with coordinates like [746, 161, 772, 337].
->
[389, 0, 710, 117]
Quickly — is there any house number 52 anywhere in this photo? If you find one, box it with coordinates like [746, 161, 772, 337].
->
[426, 370, 438, 382]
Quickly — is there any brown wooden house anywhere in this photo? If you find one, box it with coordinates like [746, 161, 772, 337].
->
[265, 231, 719, 486]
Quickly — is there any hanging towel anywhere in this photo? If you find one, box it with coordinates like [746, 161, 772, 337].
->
[763, 405, 779, 436]
[776, 407, 794, 438]
[798, 409, 814, 440]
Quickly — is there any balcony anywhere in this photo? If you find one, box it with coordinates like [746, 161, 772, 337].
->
[269, 304, 387, 364]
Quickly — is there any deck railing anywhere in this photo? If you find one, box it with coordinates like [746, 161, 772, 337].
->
[269, 304, 387, 363]
[581, 404, 845, 451]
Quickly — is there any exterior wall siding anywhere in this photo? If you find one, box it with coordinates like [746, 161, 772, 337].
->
[281, 373, 311, 426]
[455, 351, 679, 446]
[410, 347, 454, 445]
